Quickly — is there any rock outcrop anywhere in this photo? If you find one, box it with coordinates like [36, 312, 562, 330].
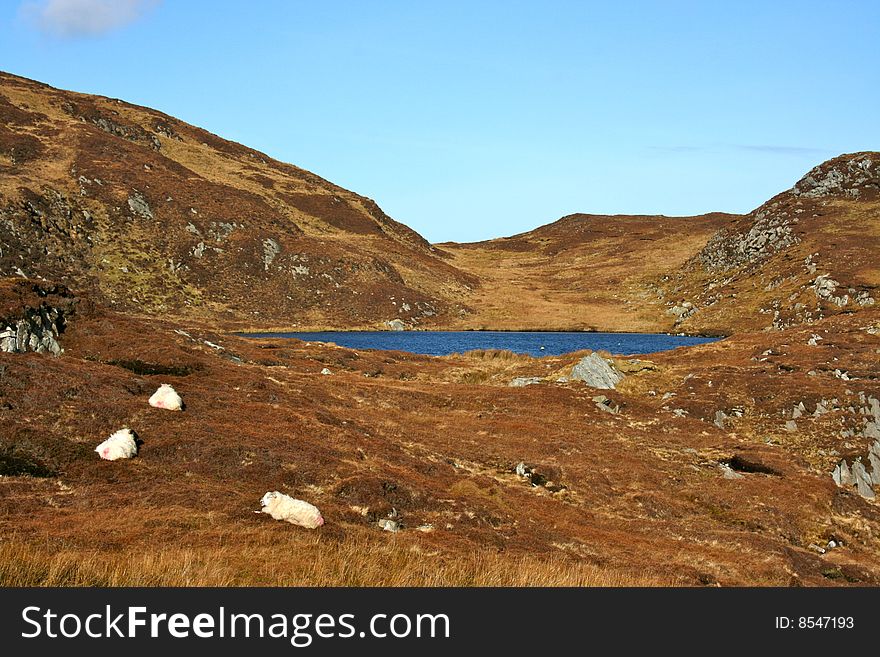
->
[793, 154, 878, 199]
[698, 206, 799, 273]
[652, 152, 880, 334]
[0, 306, 64, 355]
[508, 376, 541, 387]
[559, 352, 624, 389]
[0, 281, 71, 355]
[833, 440, 880, 499]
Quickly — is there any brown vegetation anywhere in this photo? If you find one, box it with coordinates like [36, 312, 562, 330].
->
[1, 72, 880, 587]
[1, 291, 879, 586]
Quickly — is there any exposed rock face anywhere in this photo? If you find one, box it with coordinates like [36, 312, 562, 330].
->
[0, 281, 70, 355]
[561, 352, 624, 389]
[127, 192, 153, 219]
[833, 440, 880, 499]
[653, 152, 880, 334]
[667, 301, 696, 325]
[812, 275, 849, 307]
[699, 154, 878, 274]
[0, 309, 64, 355]
[793, 154, 878, 199]
[698, 207, 799, 273]
[262, 238, 280, 271]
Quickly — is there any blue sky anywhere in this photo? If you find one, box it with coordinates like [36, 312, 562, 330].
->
[2, 1, 878, 242]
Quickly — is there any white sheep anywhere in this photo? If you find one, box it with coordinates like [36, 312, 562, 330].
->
[95, 428, 139, 461]
[149, 383, 183, 411]
[258, 491, 324, 529]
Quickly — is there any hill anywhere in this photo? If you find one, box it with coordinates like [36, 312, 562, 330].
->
[441, 153, 879, 334]
[440, 212, 734, 332]
[4, 71, 877, 336]
[660, 153, 880, 334]
[0, 71, 475, 329]
[2, 74, 880, 587]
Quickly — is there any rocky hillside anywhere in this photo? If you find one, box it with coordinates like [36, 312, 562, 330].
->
[441, 153, 879, 335]
[2, 72, 877, 337]
[656, 153, 879, 334]
[0, 71, 476, 329]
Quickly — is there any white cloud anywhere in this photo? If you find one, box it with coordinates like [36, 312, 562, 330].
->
[22, 0, 160, 37]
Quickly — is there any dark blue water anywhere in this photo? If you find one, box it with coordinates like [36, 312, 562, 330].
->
[241, 331, 719, 357]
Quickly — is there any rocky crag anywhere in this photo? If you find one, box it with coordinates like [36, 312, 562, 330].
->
[656, 153, 879, 334]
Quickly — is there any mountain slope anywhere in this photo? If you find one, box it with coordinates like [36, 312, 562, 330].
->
[442, 153, 879, 334]
[2, 72, 877, 336]
[0, 71, 476, 328]
[439, 213, 735, 332]
[659, 153, 880, 334]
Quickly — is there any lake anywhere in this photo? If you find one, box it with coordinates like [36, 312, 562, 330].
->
[241, 331, 720, 357]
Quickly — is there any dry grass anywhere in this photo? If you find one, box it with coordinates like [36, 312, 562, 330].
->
[446, 349, 545, 385]
[456, 349, 532, 362]
[0, 537, 679, 587]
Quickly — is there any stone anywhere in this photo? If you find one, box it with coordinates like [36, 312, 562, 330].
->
[262, 238, 281, 270]
[832, 459, 853, 487]
[714, 410, 727, 429]
[509, 377, 541, 387]
[667, 302, 697, 323]
[564, 352, 624, 390]
[868, 450, 880, 486]
[386, 319, 406, 331]
[592, 395, 619, 414]
[320, 368, 332, 375]
[698, 207, 799, 272]
[785, 420, 798, 432]
[792, 155, 876, 199]
[721, 465, 744, 480]
[812, 275, 849, 307]
[851, 460, 875, 499]
[378, 518, 400, 532]
[127, 192, 153, 219]
[0, 308, 64, 356]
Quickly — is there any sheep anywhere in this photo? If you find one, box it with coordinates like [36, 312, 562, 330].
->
[95, 428, 139, 461]
[149, 383, 183, 411]
[258, 491, 324, 529]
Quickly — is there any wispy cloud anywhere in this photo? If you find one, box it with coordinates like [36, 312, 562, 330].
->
[649, 143, 832, 157]
[733, 144, 833, 156]
[21, 0, 160, 38]
[647, 145, 711, 153]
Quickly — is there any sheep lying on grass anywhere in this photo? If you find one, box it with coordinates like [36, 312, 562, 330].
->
[258, 491, 324, 529]
[149, 383, 183, 411]
[95, 428, 139, 461]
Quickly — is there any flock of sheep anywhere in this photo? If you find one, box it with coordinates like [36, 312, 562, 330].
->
[94, 383, 324, 530]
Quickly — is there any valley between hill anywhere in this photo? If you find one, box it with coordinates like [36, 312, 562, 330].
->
[2, 72, 880, 586]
